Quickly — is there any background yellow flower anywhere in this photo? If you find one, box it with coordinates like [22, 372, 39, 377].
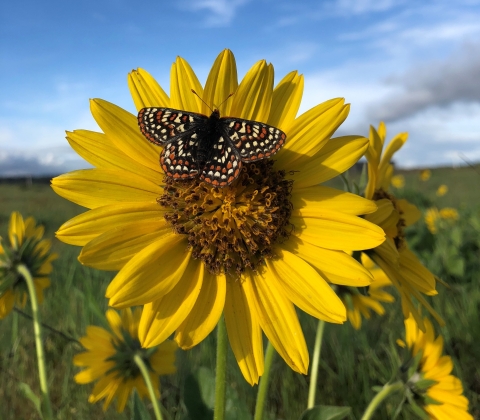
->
[436, 184, 448, 196]
[0, 212, 57, 318]
[401, 316, 473, 420]
[74, 307, 177, 412]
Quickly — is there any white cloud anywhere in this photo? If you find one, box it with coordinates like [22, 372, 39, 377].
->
[369, 41, 480, 121]
[180, 0, 251, 27]
[325, 0, 402, 15]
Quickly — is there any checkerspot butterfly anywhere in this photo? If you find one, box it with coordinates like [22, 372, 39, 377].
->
[137, 106, 286, 187]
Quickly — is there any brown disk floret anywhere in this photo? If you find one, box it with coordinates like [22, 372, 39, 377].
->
[158, 160, 294, 276]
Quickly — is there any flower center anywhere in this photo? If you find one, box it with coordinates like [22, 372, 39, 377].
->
[373, 188, 406, 251]
[159, 160, 294, 276]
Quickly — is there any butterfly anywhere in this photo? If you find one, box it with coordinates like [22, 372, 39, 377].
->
[137, 106, 286, 187]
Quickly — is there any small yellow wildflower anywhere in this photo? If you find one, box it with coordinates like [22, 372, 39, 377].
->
[425, 208, 440, 234]
[391, 174, 405, 189]
[436, 185, 448, 196]
[439, 208, 459, 220]
[419, 169, 431, 181]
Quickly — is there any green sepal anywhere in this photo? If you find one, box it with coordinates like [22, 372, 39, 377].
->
[299, 405, 352, 420]
[423, 395, 442, 406]
[407, 351, 423, 378]
[414, 378, 438, 391]
[405, 389, 429, 420]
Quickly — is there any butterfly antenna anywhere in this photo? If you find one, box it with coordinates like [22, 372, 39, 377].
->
[191, 89, 234, 112]
[191, 90, 213, 113]
[217, 93, 234, 110]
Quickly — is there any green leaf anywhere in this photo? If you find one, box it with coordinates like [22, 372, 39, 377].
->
[131, 390, 152, 420]
[18, 382, 43, 419]
[445, 256, 465, 277]
[299, 405, 352, 420]
[183, 372, 214, 420]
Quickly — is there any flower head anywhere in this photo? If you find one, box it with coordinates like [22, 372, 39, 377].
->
[53, 50, 385, 384]
[425, 207, 459, 235]
[0, 212, 57, 318]
[425, 208, 440, 234]
[419, 169, 431, 181]
[73, 307, 176, 412]
[398, 316, 473, 420]
[391, 174, 405, 189]
[339, 254, 394, 329]
[436, 185, 448, 197]
[363, 122, 443, 330]
[439, 208, 458, 220]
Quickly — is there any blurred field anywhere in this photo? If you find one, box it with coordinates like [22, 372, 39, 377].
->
[0, 164, 479, 419]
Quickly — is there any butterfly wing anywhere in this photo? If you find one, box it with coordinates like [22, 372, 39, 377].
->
[200, 134, 242, 187]
[222, 118, 287, 162]
[138, 107, 207, 146]
[160, 132, 200, 180]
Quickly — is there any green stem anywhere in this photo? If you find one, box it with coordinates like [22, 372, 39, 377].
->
[254, 341, 276, 420]
[133, 354, 164, 420]
[214, 315, 228, 420]
[17, 264, 53, 420]
[361, 381, 404, 420]
[307, 319, 326, 409]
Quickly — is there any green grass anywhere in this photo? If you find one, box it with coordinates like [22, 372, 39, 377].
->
[0, 169, 479, 419]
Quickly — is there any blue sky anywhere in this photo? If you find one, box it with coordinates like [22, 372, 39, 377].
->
[1, 0, 480, 175]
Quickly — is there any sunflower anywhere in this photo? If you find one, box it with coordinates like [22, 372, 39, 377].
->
[339, 254, 394, 329]
[0, 212, 57, 318]
[391, 174, 405, 189]
[73, 307, 176, 412]
[419, 169, 431, 181]
[398, 316, 473, 420]
[425, 208, 440, 234]
[439, 208, 459, 220]
[436, 185, 448, 197]
[53, 49, 385, 385]
[362, 122, 444, 330]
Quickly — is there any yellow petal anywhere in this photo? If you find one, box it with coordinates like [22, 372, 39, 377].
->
[224, 276, 264, 385]
[90, 99, 160, 171]
[267, 249, 346, 323]
[139, 260, 203, 347]
[287, 136, 369, 189]
[378, 132, 408, 182]
[397, 199, 421, 226]
[9, 211, 24, 248]
[203, 49, 238, 116]
[170, 57, 203, 112]
[56, 202, 165, 246]
[51, 169, 162, 209]
[106, 234, 191, 307]
[282, 236, 373, 286]
[175, 271, 226, 349]
[79, 217, 172, 270]
[251, 268, 308, 374]
[128, 68, 170, 111]
[291, 186, 377, 216]
[106, 309, 123, 341]
[230, 60, 273, 121]
[66, 130, 164, 185]
[291, 210, 385, 251]
[267, 71, 304, 132]
[276, 99, 349, 168]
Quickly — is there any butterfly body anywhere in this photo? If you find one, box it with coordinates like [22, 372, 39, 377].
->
[138, 107, 286, 187]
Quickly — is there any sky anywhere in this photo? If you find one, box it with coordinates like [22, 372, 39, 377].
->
[1, 0, 480, 176]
